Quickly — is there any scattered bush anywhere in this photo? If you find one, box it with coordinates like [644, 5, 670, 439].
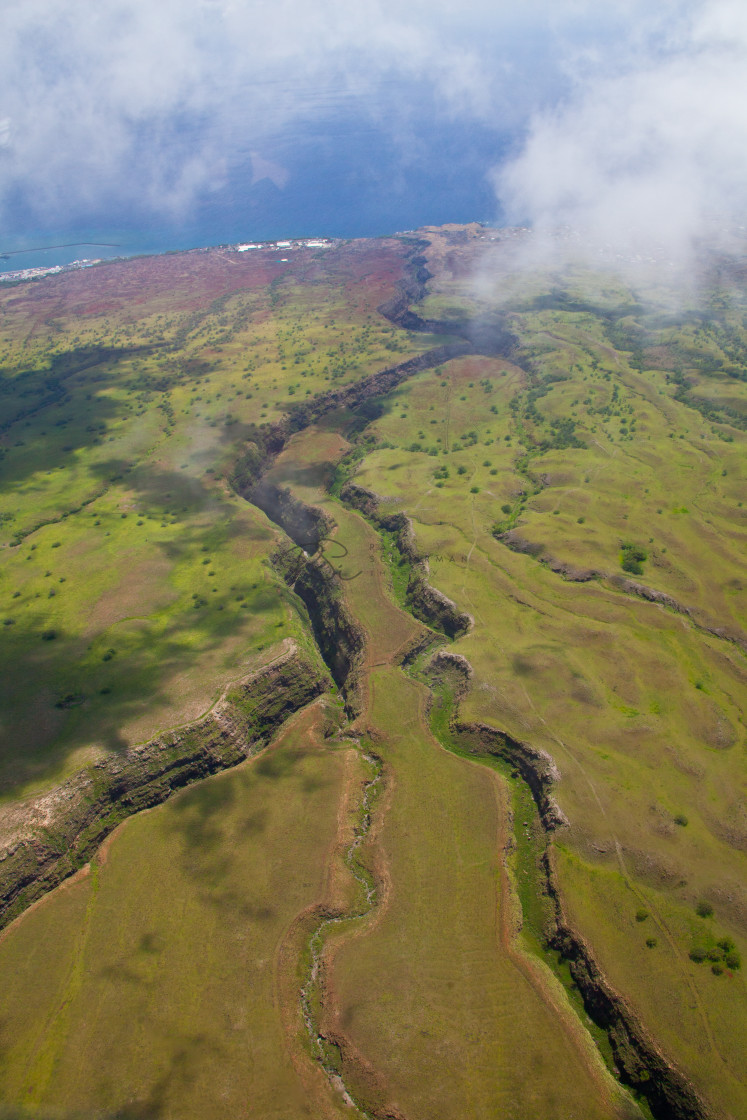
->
[696, 901, 714, 919]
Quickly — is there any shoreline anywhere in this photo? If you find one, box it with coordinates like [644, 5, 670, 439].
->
[0, 234, 340, 284]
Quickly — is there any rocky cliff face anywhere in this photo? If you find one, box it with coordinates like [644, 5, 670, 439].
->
[341, 482, 472, 640]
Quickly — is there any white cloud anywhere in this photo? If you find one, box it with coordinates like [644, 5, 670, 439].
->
[2, 0, 742, 256]
[495, 0, 747, 271]
[0, 0, 603, 228]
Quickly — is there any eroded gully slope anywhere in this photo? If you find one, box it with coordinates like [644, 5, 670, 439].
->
[256, 421, 640, 1120]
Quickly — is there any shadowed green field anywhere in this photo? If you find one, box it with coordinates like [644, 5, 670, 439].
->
[0, 701, 355, 1120]
[0, 240, 432, 797]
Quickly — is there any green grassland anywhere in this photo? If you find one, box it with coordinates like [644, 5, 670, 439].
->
[0, 226, 744, 1119]
[346, 227, 746, 1118]
[331, 666, 627, 1120]
[241, 432, 635, 1119]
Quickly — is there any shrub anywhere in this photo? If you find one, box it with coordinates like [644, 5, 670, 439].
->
[635, 908, 649, 923]
[646, 938, 657, 948]
[674, 814, 688, 827]
[712, 962, 724, 975]
[696, 901, 714, 919]
[501, 504, 511, 514]
[689, 947, 706, 963]
[620, 542, 648, 575]
[621, 554, 643, 575]
[724, 950, 741, 970]
[717, 938, 735, 953]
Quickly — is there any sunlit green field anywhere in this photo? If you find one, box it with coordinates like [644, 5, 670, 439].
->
[347, 226, 747, 1119]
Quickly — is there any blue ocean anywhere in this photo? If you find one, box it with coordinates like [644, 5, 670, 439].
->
[1, 80, 508, 275]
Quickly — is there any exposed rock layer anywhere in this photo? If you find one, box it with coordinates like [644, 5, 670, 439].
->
[341, 481, 472, 639]
[0, 644, 328, 932]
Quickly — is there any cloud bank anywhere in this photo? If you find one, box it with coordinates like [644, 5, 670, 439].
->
[496, 1, 747, 270]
